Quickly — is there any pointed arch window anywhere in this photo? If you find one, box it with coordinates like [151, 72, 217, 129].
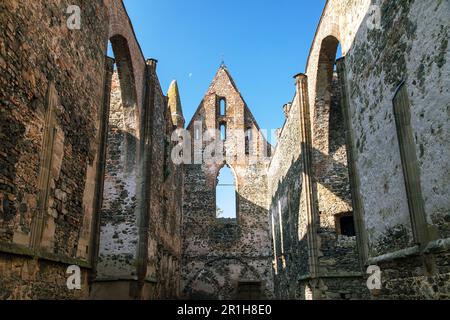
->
[216, 165, 237, 220]
[220, 123, 227, 141]
[219, 98, 226, 116]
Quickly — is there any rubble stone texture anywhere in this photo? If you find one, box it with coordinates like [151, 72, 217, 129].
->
[1, 0, 449, 300]
[181, 66, 274, 299]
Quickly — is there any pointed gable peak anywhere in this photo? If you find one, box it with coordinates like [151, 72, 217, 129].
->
[214, 63, 229, 78]
[210, 64, 241, 96]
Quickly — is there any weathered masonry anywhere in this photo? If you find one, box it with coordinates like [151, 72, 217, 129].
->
[270, 0, 450, 299]
[0, 0, 183, 300]
[181, 66, 274, 299]
[1, 0, 449, 300]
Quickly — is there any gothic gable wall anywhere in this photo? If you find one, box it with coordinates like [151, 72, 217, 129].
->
[181, 67, 274, 299]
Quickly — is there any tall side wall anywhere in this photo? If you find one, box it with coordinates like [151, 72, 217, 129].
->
[0, 0, 184, 300]
[303, 0, 450, 299]
[181, 67, 274, 300]
[0, 0, 109, 299]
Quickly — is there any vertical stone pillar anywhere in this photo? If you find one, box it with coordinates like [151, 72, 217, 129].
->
[135, 58, 158, 299]
[271, 207, 278, 275]
[393, 83, 429, 248]
[295, 73, 319, 280]
[91, 56, 142, 299]
[90, 56, 115, 276]
[336, 57, 368, 267]
[29, 81, 59, 250]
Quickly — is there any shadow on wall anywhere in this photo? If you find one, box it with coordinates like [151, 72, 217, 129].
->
[272, 143, 353, 211]
[182, 191, 273, 300]
[196, 125, 363, 300]
[0, 112, 27, 239]
[273, 223, 364, 300]
[184, 257, 264, 300]
[270, 137, 365, 299]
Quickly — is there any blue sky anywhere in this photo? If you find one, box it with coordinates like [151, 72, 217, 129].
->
[216, 166, 236, 219]
[122, 0, 326, 140]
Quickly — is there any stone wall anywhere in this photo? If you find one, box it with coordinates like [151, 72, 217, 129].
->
[302, 0, 450, 299]
[1, 0, 449, 301]
[267, 94, 308, 299]
[144, 65, 184, 300]
[1, 0, 184, 300]
[268, 74, 366, 299]
[342, 0, 450, 255]
[90, 0, 148, 299]
[181, 66, 274, 300]
[96, 69, 140, 282]
[0, 252, 90, 300]
[269, 0, 450, 300]
[0, 0, 109, 299]
[89, 1, 184, 300]
[92, 60, 184, 300]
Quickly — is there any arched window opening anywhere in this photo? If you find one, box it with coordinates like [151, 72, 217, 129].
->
[109, 35, 137, 110]
[333, 43, 342, 71]
[106, 37, 139, 174]
[107, 41, 114, 63]
[220, 123, 226, 141]
[329, 42, 344, 154]
[314, 36, 356, 241]
[219, 98, 226, 116]
[216, 165, 237, 220]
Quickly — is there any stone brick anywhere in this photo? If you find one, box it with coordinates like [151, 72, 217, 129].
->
[181, 66, 274, 299]
[1, 0, 449, 301]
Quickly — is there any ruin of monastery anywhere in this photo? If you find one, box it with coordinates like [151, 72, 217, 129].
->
[1, 0, 449, 299]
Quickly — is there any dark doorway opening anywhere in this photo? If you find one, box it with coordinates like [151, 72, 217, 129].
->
[339, 215, 355, 237]
[236, 281, 262, 300]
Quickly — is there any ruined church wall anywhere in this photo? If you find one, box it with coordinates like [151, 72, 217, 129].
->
[0, 0, 184, 300]
[346, 0, 449, 299]
[268, 86, 366, 299]
[182, 163, 274, 300]
[92, 1, 183, 300]
[96, 71, 140, 280]
[305, 0, 450, 299]
[95, 63, 183, 300]
[267, 95, 309, 299]
[0, 0, 109, 299]
[343, 0, 450, 255]
[181, 68, 274, 299]
[144, 66, 183, 299]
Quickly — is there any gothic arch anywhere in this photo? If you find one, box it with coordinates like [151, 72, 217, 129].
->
[215, 164, 238, 220]
[93, 1, 148, 286]
[303, 0, 374, 269]
[109, 35, 138, 111]
[105, 0, 147, 136]
[215, 163, 239, 192]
